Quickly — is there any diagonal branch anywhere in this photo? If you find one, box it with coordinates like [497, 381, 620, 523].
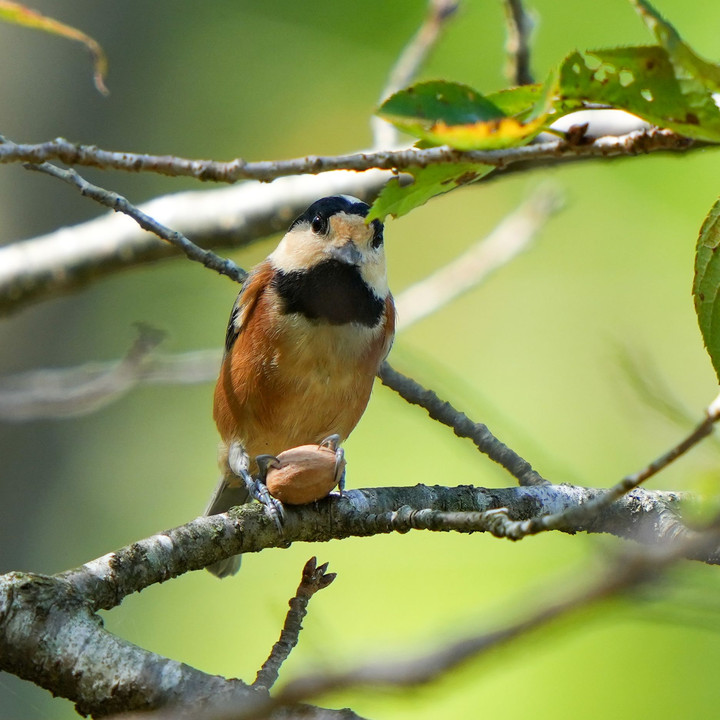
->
[395, 183, 561, 331]
[477, 391, 720, 540]
[379, 362, 549, 486]
[26, 162, 247, 283]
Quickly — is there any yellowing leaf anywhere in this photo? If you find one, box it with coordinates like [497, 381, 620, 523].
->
[0, 1, 108, 94]
[424, 114, 548, 150]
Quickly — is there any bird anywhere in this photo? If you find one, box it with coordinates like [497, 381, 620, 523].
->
[205, 195, 395, 577]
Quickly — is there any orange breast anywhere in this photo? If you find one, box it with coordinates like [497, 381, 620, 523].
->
[213, 264, 394, 467]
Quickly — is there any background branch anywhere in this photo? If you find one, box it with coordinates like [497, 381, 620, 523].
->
[395, 183, 561, 331]
[371, 0, 460, 149]
[503, 0, 535, 85]
[0, 169, 391, 315]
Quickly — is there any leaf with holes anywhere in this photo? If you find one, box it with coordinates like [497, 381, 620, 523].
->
[630, 0, 720, 93]
[693, 199, 720, 382]
[367, 163, 494, 221]
[557, 46, 720, 141]
[0, 0, 108, 94]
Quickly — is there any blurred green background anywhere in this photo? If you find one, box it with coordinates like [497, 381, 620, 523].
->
[2, 1, 720, 718]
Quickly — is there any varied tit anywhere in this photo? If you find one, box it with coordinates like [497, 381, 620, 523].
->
[205, 195, 395, 578]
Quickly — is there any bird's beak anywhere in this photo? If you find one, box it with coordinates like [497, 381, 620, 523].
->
[329, 241, 362, 266]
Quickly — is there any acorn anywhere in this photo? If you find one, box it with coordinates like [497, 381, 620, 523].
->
[265, 444, 345, 505]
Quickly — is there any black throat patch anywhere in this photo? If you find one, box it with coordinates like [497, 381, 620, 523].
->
[273, 260, 384, 327]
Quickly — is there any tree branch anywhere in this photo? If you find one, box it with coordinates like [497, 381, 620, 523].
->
[480, 391, 720, 540]
[372, 0, 460, 149]
[378, 362, 549, 486]
[0, 168, 391, 315]
[0, 482, 707, 717]
[503, 0, 535, 85]
[52, 481, 698, 619]
[0, 128, 695, 182]
[253, 558, 336, 692]
[26, 162, 247, 283]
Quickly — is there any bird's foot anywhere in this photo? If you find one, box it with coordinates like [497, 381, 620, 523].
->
[254, 454, 286, 531]
[318, 434, 346, 494]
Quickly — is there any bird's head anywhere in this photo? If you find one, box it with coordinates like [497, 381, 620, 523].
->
[269, 195, 388, 304]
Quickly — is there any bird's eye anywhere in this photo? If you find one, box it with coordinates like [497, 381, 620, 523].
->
[371, 221, 384, 249]
[311, 214, 328, 234]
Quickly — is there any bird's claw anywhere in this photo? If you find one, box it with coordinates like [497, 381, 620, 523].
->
[254, 454, 285, 531]
[251, 477, 286, 531]
[319, 434, 346, 495]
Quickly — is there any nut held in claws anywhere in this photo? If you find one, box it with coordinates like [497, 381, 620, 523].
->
[265, 444, 346, 505]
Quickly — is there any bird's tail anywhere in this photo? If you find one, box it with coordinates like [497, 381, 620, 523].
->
[204, 476, 250, 578]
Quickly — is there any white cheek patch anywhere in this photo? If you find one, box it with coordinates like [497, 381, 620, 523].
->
[269, 227, 326, 272]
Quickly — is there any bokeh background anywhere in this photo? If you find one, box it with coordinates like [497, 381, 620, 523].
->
[2, 1, 720, 718]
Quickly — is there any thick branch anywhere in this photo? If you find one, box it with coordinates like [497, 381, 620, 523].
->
[0, 572, 258, 718]
[56, 482, 699, 615]
[0, 482, 705, 716]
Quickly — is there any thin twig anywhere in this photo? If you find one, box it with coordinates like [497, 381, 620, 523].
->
[503, 0, 534, 85]
[253, 558, 336, 691]
[395, 183, 562, 331]
[372, 0, 460, 149]
[483, 392, 720, 540]
[378, 362, 548, 486]
[263, 520, 720, 710]
[25, 162, 247, 283]
[1, 128, 694, 183]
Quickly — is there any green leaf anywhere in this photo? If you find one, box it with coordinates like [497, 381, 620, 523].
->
[485, 84, 545, 117]
[378, 80, 551, 150]
[368, 163, 495, 221]
[0, 1, 108, 94]
[693, 198, 720, 382]
[557, 46, 720, 141]
[630, 0, 720, 93]
[379, 80, 506, 127]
